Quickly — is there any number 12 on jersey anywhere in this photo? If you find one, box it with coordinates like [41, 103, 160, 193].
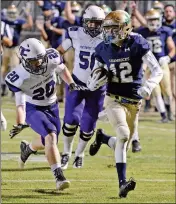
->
[79, 51, 95, 70]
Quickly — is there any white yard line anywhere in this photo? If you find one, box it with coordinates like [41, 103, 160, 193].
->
[2, 179, 175, 183]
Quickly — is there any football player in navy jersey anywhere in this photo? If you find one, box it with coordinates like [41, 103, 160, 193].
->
[1, 5, 33, 96]
[136, 9, 175, 122]
[87, 10, 163, 198]
[163, 4, 176, 112]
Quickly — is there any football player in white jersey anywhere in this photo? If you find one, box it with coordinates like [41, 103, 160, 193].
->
[5, 38, 81, 191]
[57, 5, 106, 169]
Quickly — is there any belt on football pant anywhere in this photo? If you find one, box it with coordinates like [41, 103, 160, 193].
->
[106, 93, 141, 105]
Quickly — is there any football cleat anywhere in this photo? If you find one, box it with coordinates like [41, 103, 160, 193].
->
[119, 178, 136, 198]
[132, 140, 142, 153]
[73, 156, 83, 168]
[54, 168, 70, 190]
[160, 117, 168, 123]
[19, 140, 37, 169]
[61, 154, 70, 170]
[89, 129, 103, 156]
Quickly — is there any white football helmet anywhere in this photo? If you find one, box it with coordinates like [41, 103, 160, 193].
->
[83, 5, 105, 37]
[18, 38, 48, 75]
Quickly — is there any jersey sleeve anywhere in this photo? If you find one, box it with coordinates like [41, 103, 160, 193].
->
[132, 34, 150, 57]
[5, 68, 24, 92]
[94, 43, 106, 64]
[94, 43, 106, 70]
[165, 26, 173, 38]
[46, 48, 63, 68]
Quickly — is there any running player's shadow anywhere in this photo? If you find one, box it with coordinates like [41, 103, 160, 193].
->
[34, 189, 73, 196]
[1, 167, 50, 171]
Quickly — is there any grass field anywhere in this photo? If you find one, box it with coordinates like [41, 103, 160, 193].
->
[1, 96, 175, 203]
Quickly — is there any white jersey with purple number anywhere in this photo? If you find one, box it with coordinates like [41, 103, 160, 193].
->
[68, 27, 103, 83]
[5, 48, 64, 106]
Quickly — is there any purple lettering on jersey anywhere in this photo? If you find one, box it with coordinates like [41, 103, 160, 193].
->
[19, 46, 30, 56]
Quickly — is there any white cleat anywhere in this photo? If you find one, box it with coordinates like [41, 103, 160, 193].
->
[56, 180, 71, 190]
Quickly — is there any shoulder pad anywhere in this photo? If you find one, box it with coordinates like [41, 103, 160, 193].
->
[5, 65, 28, 92]
[46, 48, 63, 65]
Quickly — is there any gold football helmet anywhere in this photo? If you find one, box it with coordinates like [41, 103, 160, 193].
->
[145, 9, 162, 31]
[153, 1, 164, 14]
[71, 1, 81, 13]
[7, 5, 18, 21]
[103, 10, 132, 45]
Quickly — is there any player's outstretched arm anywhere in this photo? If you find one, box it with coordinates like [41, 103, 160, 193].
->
[9, 92, 29, 139]
[138, 50, 163, 98]
[57, 64, 88, 91]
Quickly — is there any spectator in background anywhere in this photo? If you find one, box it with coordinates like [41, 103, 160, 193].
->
[36, 0, 66, 17]
[64, 1, 83, 26]
[1, 4, 33, 96]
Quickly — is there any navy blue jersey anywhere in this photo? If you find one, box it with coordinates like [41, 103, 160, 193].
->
[44, 16, 72, 48]
[136, 26, 173, 60]
[163, 20, 176, 62]
[74, 16, 83, 26]
[95, 33, 150, 100]
[1, 18, 25, 47]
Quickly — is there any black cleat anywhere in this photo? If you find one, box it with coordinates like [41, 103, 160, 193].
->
[132, 140, 142, 153]
[19, 140, 37, 169]
[54, 168, 70, 190]
[73, 156, 83, 168]
[119, 178, 136, 198]
[89, 129, 103, 156]
[61, 154, 69, 170]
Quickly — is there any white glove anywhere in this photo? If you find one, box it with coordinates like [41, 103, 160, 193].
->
[87, 72, 107, 91]
[159, 56, 171, 67]
[137, 86, 151, 98]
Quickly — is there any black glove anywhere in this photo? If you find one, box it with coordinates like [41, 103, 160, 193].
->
[9, 124, 30, 139]
[69, 83, 89, 92]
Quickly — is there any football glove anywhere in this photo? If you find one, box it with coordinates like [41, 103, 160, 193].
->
[159, 56, 171, 67]
[9, 124, 30, 139]
[87, 73, 107, 91]
[69, 83, 89, 92]
[137, 86, 151, 98]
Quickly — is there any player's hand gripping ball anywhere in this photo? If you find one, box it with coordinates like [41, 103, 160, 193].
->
[87, 68, 108, 91]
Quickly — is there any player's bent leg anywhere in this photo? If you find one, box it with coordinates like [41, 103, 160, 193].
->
[61, 123, 78, 170]
[89, 129, 117, 156]
[73, 130, 94, 168]
[45, 132, 70, 190]
[152, 85, 168, 123]
[160, 64, 173, 121]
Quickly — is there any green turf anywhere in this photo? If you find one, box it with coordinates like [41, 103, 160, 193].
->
[1, 96, 175, 203]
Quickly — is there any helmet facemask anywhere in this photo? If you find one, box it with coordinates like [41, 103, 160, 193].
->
[22, 54, 48, 75]
[7, 8, 18, 21]
[147, 17, 162, 31]
[83, 19, 104, 38]
[103, 21, 132, 45]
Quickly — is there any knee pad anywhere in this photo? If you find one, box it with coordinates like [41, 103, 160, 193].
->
[62, 123, 78, 137]
[80, 130, 94, 142]
[116, 125, 130, 142]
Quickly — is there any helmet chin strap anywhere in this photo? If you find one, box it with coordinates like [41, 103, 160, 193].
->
[113, 39, 124, 47]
